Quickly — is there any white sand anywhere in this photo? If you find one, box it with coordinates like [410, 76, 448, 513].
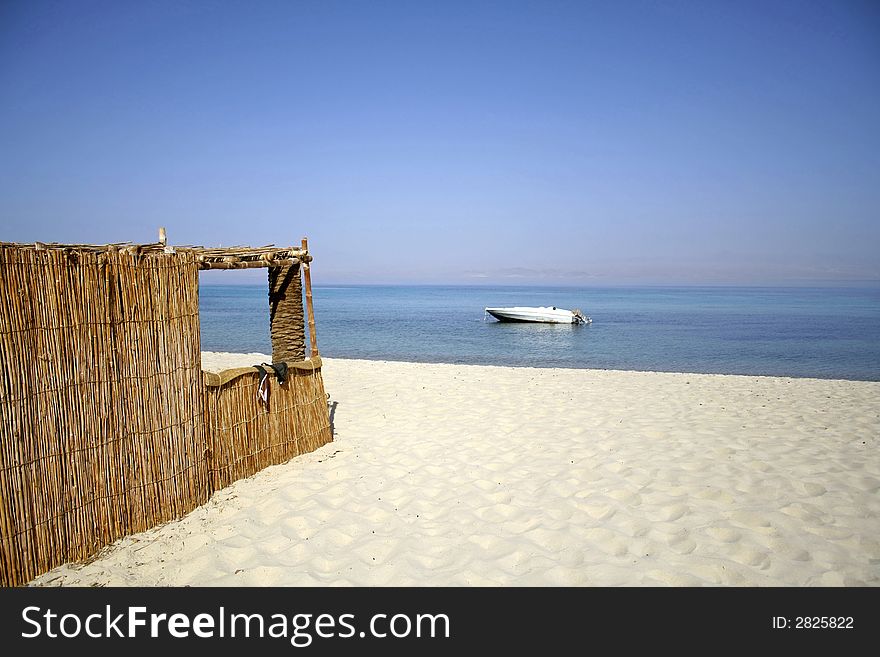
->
[32, 353, 880, 586]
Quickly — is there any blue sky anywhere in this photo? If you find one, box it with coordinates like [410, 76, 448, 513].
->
[1, 0, 878, 285]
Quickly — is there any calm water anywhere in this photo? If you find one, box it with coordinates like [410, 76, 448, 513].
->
[199, 284, 880, 381]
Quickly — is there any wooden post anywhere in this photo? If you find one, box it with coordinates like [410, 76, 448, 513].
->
[302, 237, 318, 358]
[159, 226, 174, 253]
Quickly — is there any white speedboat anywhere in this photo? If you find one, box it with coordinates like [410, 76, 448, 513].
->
[484, 306, 591, 324]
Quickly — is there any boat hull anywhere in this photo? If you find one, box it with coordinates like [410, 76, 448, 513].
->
[485, 307, 580, 324]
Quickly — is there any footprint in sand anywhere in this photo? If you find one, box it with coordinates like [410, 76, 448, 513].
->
[472, 478, 499, 492]
[639, 502, 689, 522]
[779, 503, 827, 524]
[520, 527, 571, 553]
[798, 482, 827, 497]
[577, 496, 617, 521]
[731, 545, 771, 569]
[803, 525, 853, 541]
[705, 526, 742, 543]
[668, 534, 697, 555]
[730, 510, 772, 529]
[857, 477, 880, 493]
[694, 488, 736, 504]
[580, 526, 622, 554]
[474, 503, 522, 523]
[606, 489, 643, 506]
[407, 551, 457, 571]
[645, 569, 706, 586]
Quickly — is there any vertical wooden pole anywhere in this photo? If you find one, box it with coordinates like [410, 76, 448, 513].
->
[301, 237, 318, 358]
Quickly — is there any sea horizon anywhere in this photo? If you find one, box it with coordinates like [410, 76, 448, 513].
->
[199, 283, 880, 382]
[199, 278, 880, 289]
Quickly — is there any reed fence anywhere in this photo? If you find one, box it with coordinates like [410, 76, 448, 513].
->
[0, 246, 208, 586]
[204, 359, 332, 491]
[0, 243, 332, 586]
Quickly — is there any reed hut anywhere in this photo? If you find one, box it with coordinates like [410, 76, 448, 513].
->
[0, 234, 332, 586]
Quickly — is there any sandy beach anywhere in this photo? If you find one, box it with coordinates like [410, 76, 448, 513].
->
[31, 353, 880, 587]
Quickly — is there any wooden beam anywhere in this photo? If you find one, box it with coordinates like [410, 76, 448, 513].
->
[301, 237, 318, 358]
[198, 257, 300, 270]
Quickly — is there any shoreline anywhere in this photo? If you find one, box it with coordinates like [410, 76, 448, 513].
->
[31, 353, 880, 586]
[200, 351, 880, 384]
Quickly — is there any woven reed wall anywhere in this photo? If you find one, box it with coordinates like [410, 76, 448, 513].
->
[0, 245, 332, 587]
[204, 359, 332, 491]
[0, 246, 208, 587]
[268, 264, 306, 362]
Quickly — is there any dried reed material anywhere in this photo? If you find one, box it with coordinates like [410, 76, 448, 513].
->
[203, 361, 332, 491]
[268, 264, 306, 362]
[0, 240, 329, 587]
[0, 242, 309, 268]
[0, 245, 208, 587]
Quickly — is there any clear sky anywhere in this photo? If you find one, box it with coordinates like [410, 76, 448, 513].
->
[1, 0, 878, 285]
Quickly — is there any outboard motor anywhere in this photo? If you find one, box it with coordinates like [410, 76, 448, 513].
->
[572, 309, 592, 325]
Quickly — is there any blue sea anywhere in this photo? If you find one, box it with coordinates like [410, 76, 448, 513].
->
[199, 284, 880, 381]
